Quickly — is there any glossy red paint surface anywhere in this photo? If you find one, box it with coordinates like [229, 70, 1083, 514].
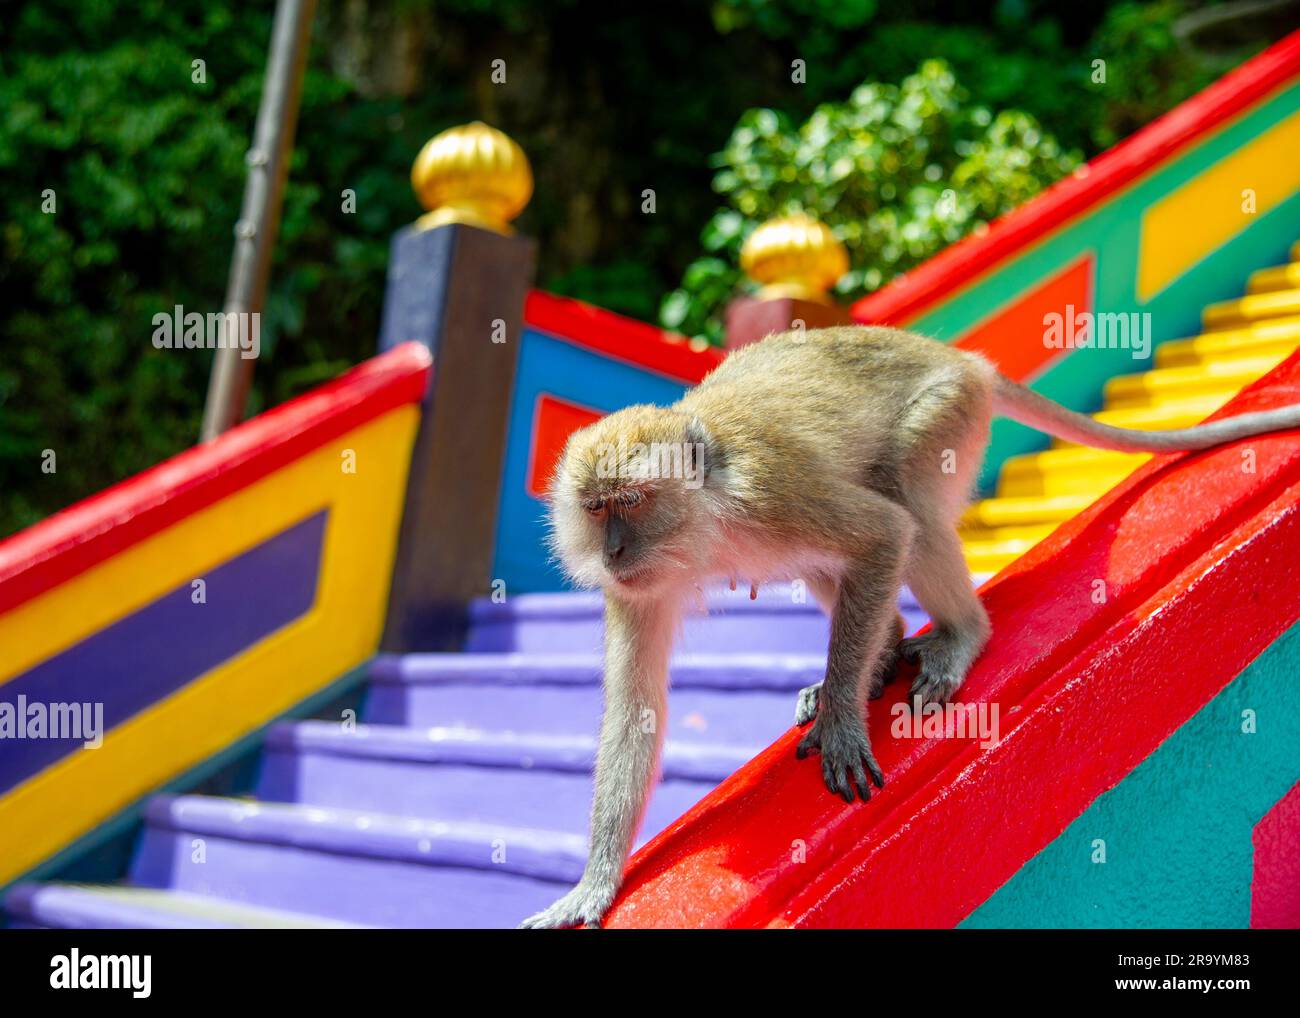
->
[0, 342, 432, 617]
[605, 352, 1300, 928]
[524, 290, 724, 385]
[849, 31, 1300, 329]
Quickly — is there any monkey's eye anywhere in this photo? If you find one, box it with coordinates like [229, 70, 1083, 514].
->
[615, 489, 646, 510]
[582, 498, 606, 517]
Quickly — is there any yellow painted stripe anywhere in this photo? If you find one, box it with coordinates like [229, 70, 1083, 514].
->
[0, 405, 419, 887]
[1137, 111, 1300, 302]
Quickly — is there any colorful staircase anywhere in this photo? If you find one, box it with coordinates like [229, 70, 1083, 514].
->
[959, 239, 1300, 573]
[4, 586, 930, 929]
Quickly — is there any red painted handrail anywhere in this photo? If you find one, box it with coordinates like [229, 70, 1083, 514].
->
[606, 353, 1300, 927]
[0, 342, 432, 617]
[850, 30, 1300, 328]
[524, 290, 724, 385]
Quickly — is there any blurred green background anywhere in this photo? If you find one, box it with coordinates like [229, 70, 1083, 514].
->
[0, 0, 1284, 536]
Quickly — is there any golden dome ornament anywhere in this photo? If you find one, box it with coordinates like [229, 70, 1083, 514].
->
[739, 213, 849, 303]
[410, 122, 534, 235]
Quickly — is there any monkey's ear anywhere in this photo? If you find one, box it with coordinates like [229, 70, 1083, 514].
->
[684, 416, 721, 483]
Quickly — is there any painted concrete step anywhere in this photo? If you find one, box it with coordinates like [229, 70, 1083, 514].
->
[1247, 261, 1300, 294]
[466, 584, 929, 654]
[960, 493, 1093, 530]
[4, 882, 365, 929]
[956, 522, 1058, 548]
[1203, 287, 1300, 330]
[130, 795, 580, 929]
[1103, 355, 1280, 410]
[997, 447, 1149, 498]
[257, 721, 739, 840]
[364, 651, 822, 744]
[1155, 315, 1300, 368]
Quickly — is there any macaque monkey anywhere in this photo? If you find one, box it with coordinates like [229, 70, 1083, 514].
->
[519, 325, 1300, 929]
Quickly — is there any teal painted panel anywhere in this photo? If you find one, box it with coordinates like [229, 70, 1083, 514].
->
[963, 619, 1300, 928]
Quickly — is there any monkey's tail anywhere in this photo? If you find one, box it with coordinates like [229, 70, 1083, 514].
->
[992, 373, 1300, 453]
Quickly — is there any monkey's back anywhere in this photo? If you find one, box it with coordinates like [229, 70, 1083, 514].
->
[675, 326, 990, 491]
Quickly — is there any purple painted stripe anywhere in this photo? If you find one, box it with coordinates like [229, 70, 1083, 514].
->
[263, 720, 758, 780]
[0, 511, 326, 796]
[369, 651, 828, 690]
[137, 795, 587, 883]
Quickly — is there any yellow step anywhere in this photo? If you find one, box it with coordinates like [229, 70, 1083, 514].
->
[998, 447, 1148, 497]
[1103, 355, 1282, 410]
[1248, 262, 1300, 294]
[1155, 316, 1300, 368]
[963, 533, 1052, 574]
[1203, 288, 1300, 330]
[959, 493, 1094, 529]
[958, 521, 1059, 544]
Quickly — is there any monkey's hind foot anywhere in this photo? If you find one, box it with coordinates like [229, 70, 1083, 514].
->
[795, 712, 884, 803]
[794, 644, 902, 727]
[899, 629, 973, 706]
[794, 684, 820, 726]
[518, 881, 614, 930]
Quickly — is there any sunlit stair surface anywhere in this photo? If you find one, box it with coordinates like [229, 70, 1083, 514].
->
[959, 240, 1300, 573]
[3, 584, 933, 929]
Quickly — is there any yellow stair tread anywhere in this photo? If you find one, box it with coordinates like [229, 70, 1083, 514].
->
[1248, 263, 1300, 294]
[1103, 355, 1281, 409]
[960, 493, 1094, 529]
[959, 521, 1059, 544]
[1157, 333, 1300, 370]
[1156, 314, 1300, 366]
[1000, 445, 1149, 476]
[1203, 288, 1300, 330]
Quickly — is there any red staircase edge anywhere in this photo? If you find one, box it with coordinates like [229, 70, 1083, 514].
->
[605, 352, 1300, 928]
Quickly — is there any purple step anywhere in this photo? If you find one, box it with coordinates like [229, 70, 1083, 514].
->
[130, 795, 584, 928]
[365, 652, 823, 743]
[4, 883, 363, 929]
[466, 584, 930, 653]
[256, 721, 742, 842]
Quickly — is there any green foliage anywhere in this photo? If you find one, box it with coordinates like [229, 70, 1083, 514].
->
[660, 60, 1081, 343]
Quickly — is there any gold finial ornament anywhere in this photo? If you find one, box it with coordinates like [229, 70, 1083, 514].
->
[739, 213, 849, 303]
[410, 121, 533, 234]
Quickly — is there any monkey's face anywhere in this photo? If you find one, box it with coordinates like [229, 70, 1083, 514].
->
[547, 406, 719, 598]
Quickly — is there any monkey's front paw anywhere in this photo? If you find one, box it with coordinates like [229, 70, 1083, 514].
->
[794, 683, 820, 726]
[900, 631, 966, 706]
[518, 881, 615, 930]
[795, 713, 884, 803]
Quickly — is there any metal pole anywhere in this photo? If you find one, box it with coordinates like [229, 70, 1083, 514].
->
[200, 0, 317, 441]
